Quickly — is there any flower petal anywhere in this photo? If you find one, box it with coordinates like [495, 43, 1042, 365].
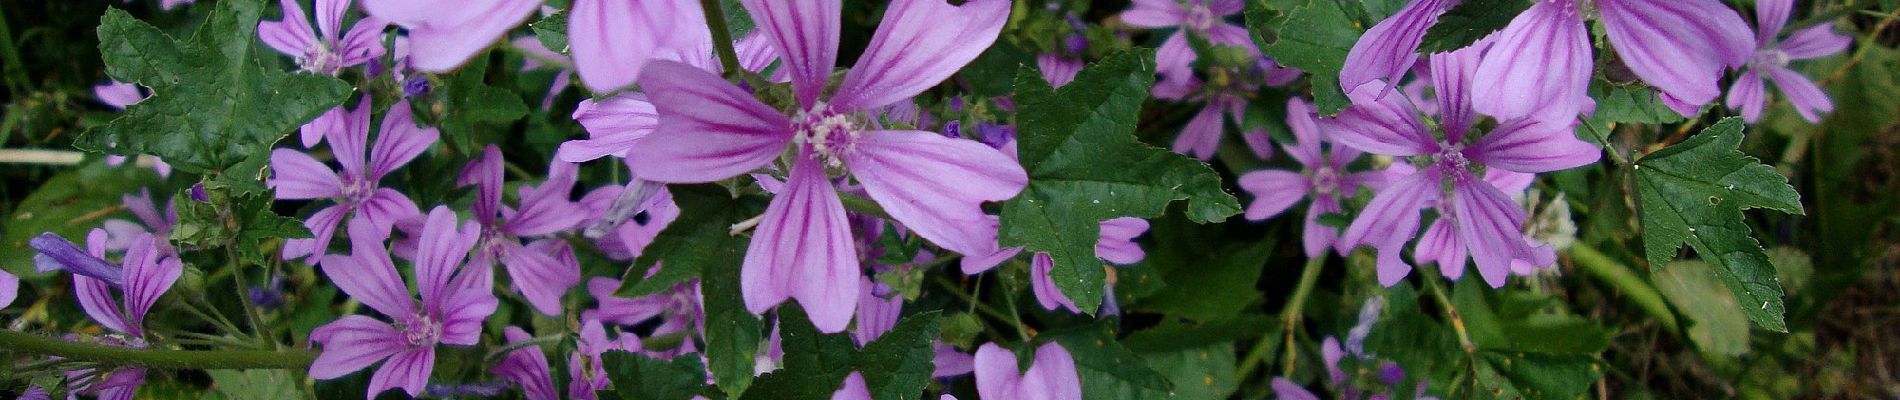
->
[1466, 117, 1600, 173]
[1768, 66, 1834, 123]
[502, 240, 581, 316]
[308, 315, 404, 379]
[1727, 69, 1768, 123]
[259, 0, 317, 59]
[852, 278, 904, 346]
[1340, 169, 1437, 256]
[75, 275, 130, 334]
[1239, 170, 1310, 221]
[1018, 343, 1084, 400]
[1339, 0, 1451, 95]
[1120, 0, 1185, 28]
[495, 326, 559, 400]
[1780, 25, 1852, 59]
[626, 61, 793, 183]
[416, 206, 479, 313]
[1597, 0, 1755, 108]
[1415, 218, 1468, 279]
[568, 0, 670, 93]
[560, 94, 659, 162]
[368, 348, 435, 399]
[973, 343, 1021, 399]
[281, 205, 347, 263]
[1449, 177, 1535, 288]
[1470, 0, 1593, 122]
[846, 130, 1027, 257]
[374, 0, 541, 72]
[832, 372, 873, 400]
[438, 255, 498, 346]
[119, 234, 180, 336]
[369, 100, 438, 181]
[831, 0, 1009, 111]
[319, 224, 416, 318]
[1096, 217, 1149, 265]
[268, 149, 343, 200]
[1283, 97, 1323, 166]
[741, 156, 859, 333]
[741, 0, 842, 107]
[0, 269, 16, 310]
[1755, 0, 1793, 44]
[1029, 253, 1081, 313]
[1173, 102, 1225, 161]
[1328, 82, 1439, 156]
[1303, 198, 1343, 258]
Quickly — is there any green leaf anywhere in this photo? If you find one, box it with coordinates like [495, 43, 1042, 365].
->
[207, 369, 299, 400]
[1043, 324, 1174, 399]
[1587, 79, 1688, 125]
[1417, 0, 1530, 53]
[1, 161, 159, 277]
[1473, 352, 1603, 400]
[852, 311, 942, 400]
[1634, 117, 1803, 332]
[743, 306, 857, 400]
[531, 12, 568, 54]
[433, 54, 530, 153]
[1130, 208, 1272, 321]
[618, 184, 765, 296]
[1140, 343, 1239, 400]
[1451, 278, 1609, 355]
[962, 40, 1032, 98]
[1653, 260, 1751, 356]
[79, 1, 351, 174]
[1003, 49, 1242, 314]
[1245, 0, 1359, 114]
[602, 352, 710, 400]
[686, 188, 769, 398]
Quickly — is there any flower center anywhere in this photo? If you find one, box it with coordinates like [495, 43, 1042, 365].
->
[1432, 144, 1470, 172]
[301, 44, 342, 75]
[1184, 4, 1218, 33]
[1752, 47, 1790, 69]
[792, 103, 861, 168]
[1309, 165, 1341, 197]
[340, 176, 376, 206]
[398, 312, 441, 347]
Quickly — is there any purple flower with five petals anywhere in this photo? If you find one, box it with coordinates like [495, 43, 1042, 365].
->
[360, 0, 541, 72]
[307, 207, 497, 399]
[624, 0, 1024, 333]
[258, 0, 387, 75]
[1727, 0, 1852, 123]
[973, 342, 1083, 400]
[270, 98, 435, 263]
[582, 274, 702, 357]
[1329, 45, 1597, 287]
[30, 229, 181, 400]
[1238, 97, 1388, 258]
[458, 146, 586, 316]
[1120, 0, 1252, 80]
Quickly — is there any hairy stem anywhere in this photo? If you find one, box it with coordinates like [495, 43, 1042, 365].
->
[0, 330, 315, 370]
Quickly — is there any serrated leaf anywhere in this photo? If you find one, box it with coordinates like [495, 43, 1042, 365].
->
[79, 1, 351, 174]
[618, 184, 764, 296]
[1417, 0, 1529, 53]
[1002, 49, 1242, 314]
[1140, 343, 1238, 400]
[743, 306, 857, 400]
[207, 369, 299, 400]
[1635, 118, 1803, 332]
[531, 12, 568, 54]
[434, 54, 530, 153]
[1042, 324, 1174, 400]
[852, 311, 942, 400]
[1588, 79, 1688, 125]
[602, 352, 709, 400]
[1245, 0, 1358, 114]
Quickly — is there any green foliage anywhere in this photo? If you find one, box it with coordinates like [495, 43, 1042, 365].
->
[1, 160, 158, 276]
[1042, 323, 1174, 399]
[617, 184, 765, 296]
[743, 308, 942, 400]
[1418, 0, 1529, 53]
[1245, 0, 1359, 114]
[79, 0, 351, 174]
[684, 188, 769, 398]
[1654, 260, 1751, 356]
[171, 183, 310, 261]
[602, 352, 710, 400]
[1002, 49, 1242, 315]
[1128, 208, 1273, 321]
[531, 12, 568, 53]
[430, 54, 529, 153]
[1588, 80, 1689, 125]
[1635, 118, 1803, 332]
[205, 370, 299, 400]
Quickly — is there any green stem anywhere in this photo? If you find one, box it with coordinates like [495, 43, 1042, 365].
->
[699, 0, 744, 78]
[0, 330, 315, 370]
[1567, 243, 1680, 335]
[1420, 272, 1477, 354]
[1237, 254, 1326, 381]
[1578, 117, 1629, 166]
[932, 276, 1016, 333]
[225, 242, 275, 350]
[838, 192, 892, 219]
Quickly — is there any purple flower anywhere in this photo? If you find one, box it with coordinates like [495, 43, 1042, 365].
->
[582, 275, 702, 357]
[1121, 0, 1252, 79]
[567, 319, 645, 399]
[360, 0, 541, 72]
[0, 267, 15, 310]
[558, 93, 659, 163]
[494, 326, 559, 400]
[1340, 0, 1458, 95]
[1037, 54, 1084, 88]
[270, 98, 435, 263]
[853, 278, 903, 346]
[832, 372, 872, 400]
[1471, 0, 1753, 121]
[1238, 97, 1388, 258]
[974, 342, 1083, 400]
[624, 0, 1023, 333]
[1330, 46, 1596, 287]
[100, 188, 177, 256]
[258, 0, 388, 75]
[458, 146, 585, 316]
[32, 230, 180, 400]
[1727, 0, 1852, 123]
[308, 207, 497, 399]
[1027, 217, 1149, 313]
[579, 182, 680, 260]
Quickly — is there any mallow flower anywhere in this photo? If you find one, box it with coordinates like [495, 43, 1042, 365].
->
[360, 0, 541, 72]
[258, 0, 387, 75]
[493, 326, 559, 400]
[625, 0, 1024, 333]
[308, 208, 497, 399]
[566, 0, 706, 93]
[459, 146, 585, 316]
[1329, 44, 1598, 287]
[29, 230, 181, 400]
[100, 188, 177, 256]
[1119, 0, 1252, 80]
[582, 275, 703, 358]
[973, 342, 1083, 400]
[0, 267, 15, 310]
[270, 98, 435, 263]
[1239, 97, 1388, 258]
[1727, 0, 1853, 123]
